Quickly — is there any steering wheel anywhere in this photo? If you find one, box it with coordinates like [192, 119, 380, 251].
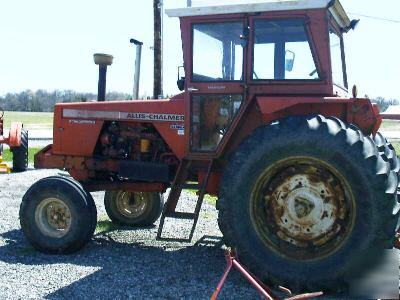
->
[309, 69, 318, 77]
[253, 71, 259, 80]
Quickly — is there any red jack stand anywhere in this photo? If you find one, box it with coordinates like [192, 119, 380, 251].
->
[211, 250, 323, 300]
[395, 229, 400, 250]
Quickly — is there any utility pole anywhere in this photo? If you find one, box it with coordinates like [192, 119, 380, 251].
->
[153, 0, 163, 99]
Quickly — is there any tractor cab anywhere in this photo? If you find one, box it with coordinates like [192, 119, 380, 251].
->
[166, 0, 359, 155]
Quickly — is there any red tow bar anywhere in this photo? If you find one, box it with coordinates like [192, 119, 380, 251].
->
[395, 229, 400, 250]
[211, 250, 323, 300]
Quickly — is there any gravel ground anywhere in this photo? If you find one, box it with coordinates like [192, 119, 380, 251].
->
[0, 168, 258, 299]
[0, 168, 398, 299]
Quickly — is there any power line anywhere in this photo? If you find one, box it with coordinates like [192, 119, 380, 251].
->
[348, 12, 400, 24]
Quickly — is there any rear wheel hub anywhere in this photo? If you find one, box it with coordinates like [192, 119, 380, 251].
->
[251, 157, 355, 261]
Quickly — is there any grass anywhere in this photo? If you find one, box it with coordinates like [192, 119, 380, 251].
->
[1, 147, 42, 163]
[186, 189, 218, 206]
[380, 120, 400, 130]
[3, 111, 53, 130]
[17, 246, 36, 255]
[95, 216, 120, 234]
[392, 143, 400, 154]
[96, 220, 119, 234]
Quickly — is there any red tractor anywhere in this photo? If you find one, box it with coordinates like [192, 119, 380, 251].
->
[0, 108, 28, 172]
[20, 0, 399, 291]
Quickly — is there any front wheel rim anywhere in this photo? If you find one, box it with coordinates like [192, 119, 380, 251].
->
[250, 157, 356, 261]
[115, 191, 149, 219]
[35, 198, 72, 238]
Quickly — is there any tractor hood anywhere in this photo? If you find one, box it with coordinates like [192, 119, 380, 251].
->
[51, 98, 185, 157]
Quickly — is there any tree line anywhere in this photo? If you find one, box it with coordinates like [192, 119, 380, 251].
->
[0, 90, 131, 112]
[0, 89, 398, 113]
[371, 97, 399, 113]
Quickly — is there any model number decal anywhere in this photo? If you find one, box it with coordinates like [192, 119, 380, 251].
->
[170, 124, 184, 130]
[69, 119, 96, 125]
[170, 124, 185, 136]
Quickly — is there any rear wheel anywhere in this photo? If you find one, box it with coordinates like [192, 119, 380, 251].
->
[218, 115, 399, 291]
[20, 176, 97, 254]
[104, 191, 163, 226]
[373, 132, 400, 244]
[11, 128, 28, 172]
[374, 132, 400, 174]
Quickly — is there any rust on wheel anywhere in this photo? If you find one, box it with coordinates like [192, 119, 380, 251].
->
[35, 198, 72, 238]
[250, 157, 356, 261]
[115, 191, 149, 219]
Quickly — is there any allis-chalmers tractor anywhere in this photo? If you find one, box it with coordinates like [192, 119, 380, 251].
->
[19, 0, 399, 291]
[0, 108, 28, 172]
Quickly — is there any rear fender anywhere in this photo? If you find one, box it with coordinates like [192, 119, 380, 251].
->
[256, 97, 380, 136]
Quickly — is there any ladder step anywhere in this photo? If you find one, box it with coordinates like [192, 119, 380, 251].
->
[157, 158, 214, 243]
[165, 212, 196, 220]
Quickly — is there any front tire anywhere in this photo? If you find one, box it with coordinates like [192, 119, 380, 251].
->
[20, 176, 97, 254]
[104, 191, 163, 226]
[218, 115, 399, 291]
[11, 128, 28, 172]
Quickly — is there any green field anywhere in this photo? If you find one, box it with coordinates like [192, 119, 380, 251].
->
[393, 143, 400, 154]
[2, 111, 53, 129]
[380, 120, 400, 131]
[1, 147, 41, 163]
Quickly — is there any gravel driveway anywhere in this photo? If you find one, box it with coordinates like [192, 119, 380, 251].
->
[0, 168, 258, 299]
[0, 169, 398, 299]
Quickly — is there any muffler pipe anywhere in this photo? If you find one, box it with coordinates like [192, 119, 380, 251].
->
[93, 53, 113, 101]
[130, 39, 143, 100]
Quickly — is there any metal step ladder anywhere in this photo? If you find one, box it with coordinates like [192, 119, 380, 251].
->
[156, 158, 213, 242]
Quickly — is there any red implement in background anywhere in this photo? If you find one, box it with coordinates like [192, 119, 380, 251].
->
[0, 109, 23, 148]
[0, 108, 27, 173]
[211, 250, 323, 300]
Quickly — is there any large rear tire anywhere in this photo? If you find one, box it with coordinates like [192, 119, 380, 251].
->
[11, 128, 28, 172]
[217, 115, 399, 291]
[20, 176, 97, 254]
[104, 191, 163, 226]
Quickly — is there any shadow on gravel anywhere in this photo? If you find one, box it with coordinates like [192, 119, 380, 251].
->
[0, 229, 257, 299]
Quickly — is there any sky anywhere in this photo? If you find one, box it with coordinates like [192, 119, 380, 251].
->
[0, 0, 399, 99]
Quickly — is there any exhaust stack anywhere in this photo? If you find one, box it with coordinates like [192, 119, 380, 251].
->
[93, 53, 113, 101]
[130, 39, 143, 100]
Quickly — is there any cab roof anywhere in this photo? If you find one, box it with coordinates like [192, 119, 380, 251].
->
[166, 0, 351, 30]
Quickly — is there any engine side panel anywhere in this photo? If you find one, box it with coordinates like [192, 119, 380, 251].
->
[52, 97, 186, 158]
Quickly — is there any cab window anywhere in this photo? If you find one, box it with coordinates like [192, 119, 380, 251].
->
[192, 22, 243, 82]
[253, 19, 319, 80]
[329, 28, 346, 88]
[191, 94, 242, 151]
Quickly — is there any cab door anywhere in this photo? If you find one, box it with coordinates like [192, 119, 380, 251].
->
[184, 18, 248, 157]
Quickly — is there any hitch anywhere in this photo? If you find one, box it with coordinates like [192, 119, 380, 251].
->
[211, 250, 323, 300]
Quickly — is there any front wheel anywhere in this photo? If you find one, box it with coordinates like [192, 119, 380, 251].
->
[218, 115, 399, 291]
[104, 191, 163, 226]
[20, 176, 97, 254]
[11, 128, 28, 172]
